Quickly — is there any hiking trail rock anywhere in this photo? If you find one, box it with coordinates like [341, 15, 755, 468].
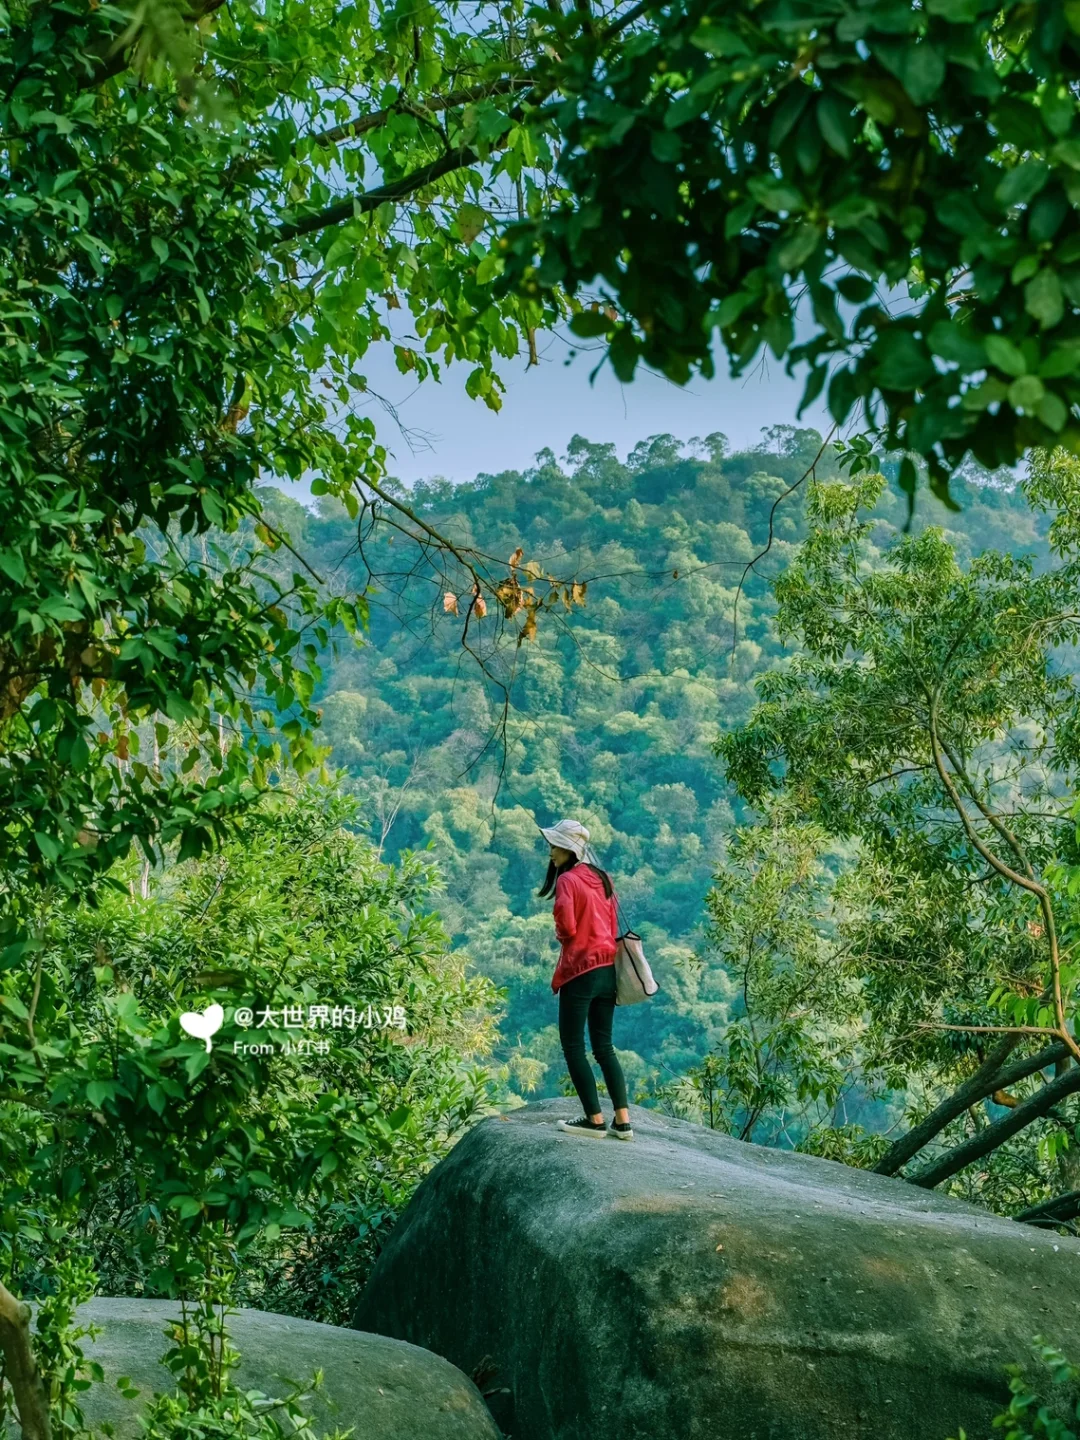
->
[353, 1097, 1080, 1440]
[74, 1297, 501, 1439]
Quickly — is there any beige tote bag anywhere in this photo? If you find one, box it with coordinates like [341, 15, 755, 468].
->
[613, 891, 659, 1007]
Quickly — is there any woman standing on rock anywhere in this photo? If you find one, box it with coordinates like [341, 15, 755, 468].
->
[538, 819, 634, 1142]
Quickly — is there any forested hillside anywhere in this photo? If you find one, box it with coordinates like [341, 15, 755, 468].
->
[11, 1, 1080, 1432]
[260, 429, 1047, 1104]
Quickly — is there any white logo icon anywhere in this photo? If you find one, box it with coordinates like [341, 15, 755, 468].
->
[179, 1003, 225, 1053]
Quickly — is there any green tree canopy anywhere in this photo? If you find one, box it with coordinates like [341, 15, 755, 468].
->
[714, 454, 1080, 1217]
[504, 0, 1080, 494]
[0, 0, 575, 923]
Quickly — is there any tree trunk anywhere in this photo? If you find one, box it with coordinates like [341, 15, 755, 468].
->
[872, 1037, 1066, 1176]
[0, 1280, 51, 1440]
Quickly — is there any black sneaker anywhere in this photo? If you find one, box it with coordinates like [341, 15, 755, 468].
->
[607, 1118, 635, 1141]
[557, 1115, 609, 1138]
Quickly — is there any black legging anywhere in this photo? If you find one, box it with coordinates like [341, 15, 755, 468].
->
[558, 963, 629, 1115]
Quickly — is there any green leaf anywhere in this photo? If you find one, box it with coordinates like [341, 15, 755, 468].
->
[456, 204, 486, 246]
[798, 365, 828, 416]
[1037, 390, 1068, 430]
[925, 0, 980, 16]
[836, 275, 874, 303]
[716, 290, 755, 327]
[1011, 253, 1041, 285]
[1040, 341, 1080, 377]
[664, 91, 706, 131]
[768, 86, 811, 150]
[928, 321, 987, 368]
[995, 160, 1051, 210]
[34, 831, 61, 862]
[828, 364, 862, 423]
[568, 310, 613, 338]
[0, 549, 26, 584]
[764, 310, 794, 358]
[185, 1048, 211, 1081]
[746, 176, 805, 214]
[1025, 270, 1065, 329]
[873, 331, 934, 389]
[816, 92, 853, 158]
[775, 223, 821, 272]
[113, 992, 141, 1027]
[1052, 139, 1080, 171]
[985, 334, 1028, 376]
[1041, 87, 1075, 139]
[0, 941, 30, 972]
[690, 22, 750, 56]
[960, 376, 1008, 411]
[901, 45, 946, 106]
[1008, 374, 1045, 411]
[84, 1080, 111, 1109]
[650, 129, 682, 163]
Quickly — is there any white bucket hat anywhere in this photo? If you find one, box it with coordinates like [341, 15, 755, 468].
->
[540, 818, 591, 860]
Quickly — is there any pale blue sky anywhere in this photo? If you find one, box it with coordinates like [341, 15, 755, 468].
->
[347, 329, 834, 486]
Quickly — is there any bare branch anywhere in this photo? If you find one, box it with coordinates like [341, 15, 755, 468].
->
[727, 426, 836, 663]
[927, 691, 1080, 1064]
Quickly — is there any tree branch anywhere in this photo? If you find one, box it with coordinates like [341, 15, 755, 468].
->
[0, 1280, 51, 1440]
[275, 146, 481, 243]
[1014, 1190, 1080, 1228]
[908, 1064, 1080, 1189]
[300, 79, 531, 152]
[940, 737, 1036, 882]
[357, 476, 483, 588]
[927, 693, 1080, 1064]
[873, 1033, 1019, 1175]
[873, 1038, 1068, 1176]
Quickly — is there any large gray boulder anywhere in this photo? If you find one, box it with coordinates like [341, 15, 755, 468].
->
[354, 1098, 1080, 1440]
[75, 1298, 501, 1439]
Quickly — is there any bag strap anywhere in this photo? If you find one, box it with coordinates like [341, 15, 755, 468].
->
[611, 885, 635, 941]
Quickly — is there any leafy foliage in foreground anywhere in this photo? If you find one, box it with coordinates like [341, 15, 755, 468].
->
[508, 0, 1080, 495]
[0, 785, 497, 1358]
[123, 1299, 352, 1440]
[0, 0, 583, 939]
[951, 1339, 1080, 1440]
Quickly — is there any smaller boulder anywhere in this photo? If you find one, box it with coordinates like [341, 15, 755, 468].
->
[73, 1298, 501, 1440]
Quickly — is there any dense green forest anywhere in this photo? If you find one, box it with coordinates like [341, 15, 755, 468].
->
[10, 0, 1080, 1434]
[259, 428, 1050, 1108]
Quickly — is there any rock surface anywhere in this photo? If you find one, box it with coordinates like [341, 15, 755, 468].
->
[75, 1297, 501, 1439]
[354, 1098, 1080, 1440]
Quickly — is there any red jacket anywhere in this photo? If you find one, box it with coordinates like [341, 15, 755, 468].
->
[551, 865, 619, 993]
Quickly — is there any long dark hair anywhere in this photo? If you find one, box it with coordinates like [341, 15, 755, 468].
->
[538, 853, 613, 899]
